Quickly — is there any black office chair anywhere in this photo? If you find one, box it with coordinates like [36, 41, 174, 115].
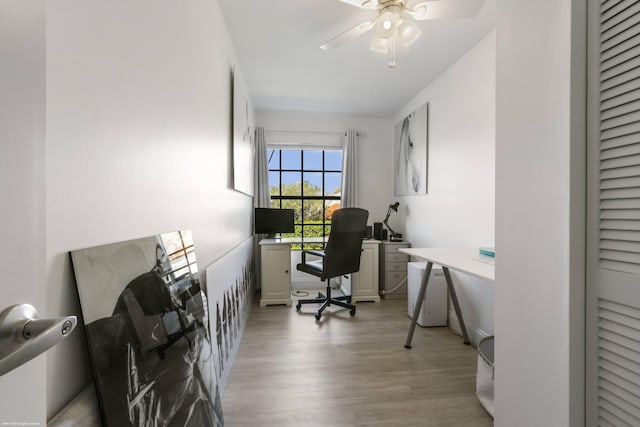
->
[295, 207, 369, 320]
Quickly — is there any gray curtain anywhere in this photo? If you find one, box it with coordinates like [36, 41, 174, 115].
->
[341, 130, 358, 208]
[254, 127, 270, 208]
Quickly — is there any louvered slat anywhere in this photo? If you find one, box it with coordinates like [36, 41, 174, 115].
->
[601, 240, 640, 255]
[601, 32, 640, 64]
[602, 0, 634, 20]
[599, 364, 640, 398]
[600, 399, 640, 426]
[598, 319, 640, 342]
[601, 209, 640, 219]
[600, 220, 640, 231]
[600, 229, 640, 242]
[600, 164, 640, 177]
[601, 88, 640, 113]
[597, 299, 640, 425]
[601, 12, 640, 52]
[601, 97, 640, 123]
[602, 1, 640, 35]
[601, 376, 640, 404]
[600, 122, 640, 141]
[598, 415, 624, 427]
[600, 153, 640, 170]
[600, 188, 640, 199]
[601, 112, 640, 133]
[601, 74, 640, 103]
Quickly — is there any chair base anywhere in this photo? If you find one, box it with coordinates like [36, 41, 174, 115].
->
[295, 282, 356, 320]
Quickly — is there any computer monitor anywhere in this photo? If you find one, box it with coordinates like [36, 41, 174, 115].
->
[254, 208, 295, 238]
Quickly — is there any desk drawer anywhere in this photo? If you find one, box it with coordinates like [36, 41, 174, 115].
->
[385, 252, 408, 263]
[386, 261, 407, 272]
[383, 271, 408, 298]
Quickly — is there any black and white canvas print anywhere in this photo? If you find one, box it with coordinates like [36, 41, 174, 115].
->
[394, 103, 428, 196]
[205, 237, 255, 390]
[70, 230, 224, 427]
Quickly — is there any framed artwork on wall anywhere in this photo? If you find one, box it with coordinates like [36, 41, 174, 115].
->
[232, 68, 255, 196]
[394, 103, 428, 196]
[70, 230, 224, 426]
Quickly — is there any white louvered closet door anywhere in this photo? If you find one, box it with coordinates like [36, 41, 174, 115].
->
[587, 0, 640, 425]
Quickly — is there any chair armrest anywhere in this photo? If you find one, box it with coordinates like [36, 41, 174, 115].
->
[301, 249, 325, 264]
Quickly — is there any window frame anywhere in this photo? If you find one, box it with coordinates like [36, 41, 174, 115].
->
[268, 148, 342, 250]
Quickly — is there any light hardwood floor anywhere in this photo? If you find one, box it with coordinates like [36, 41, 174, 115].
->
[222, 291, 493, 427]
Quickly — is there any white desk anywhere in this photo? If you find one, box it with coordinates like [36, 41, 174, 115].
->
[258, 238, 381, 306]
[398, 248, 495, 348]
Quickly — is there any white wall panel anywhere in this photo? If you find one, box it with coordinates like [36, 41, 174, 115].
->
[392, 31, 496, 342]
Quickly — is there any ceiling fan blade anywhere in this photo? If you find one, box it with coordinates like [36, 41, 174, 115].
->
[337, 0, 379, 9]
[408, 0, 484, 20]
[320, 21, 375, 50]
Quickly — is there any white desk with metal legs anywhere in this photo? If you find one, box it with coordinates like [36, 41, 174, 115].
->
[398, 248, 495, 348]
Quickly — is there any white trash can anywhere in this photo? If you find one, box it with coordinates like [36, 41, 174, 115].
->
[407, 262, 447, 327]
[476, 335, 494, 417]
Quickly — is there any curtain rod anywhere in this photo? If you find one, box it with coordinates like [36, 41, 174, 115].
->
[265, 129, 367, 137]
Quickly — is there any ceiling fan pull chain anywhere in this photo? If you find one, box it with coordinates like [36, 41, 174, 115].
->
[389, 36, 396, 68]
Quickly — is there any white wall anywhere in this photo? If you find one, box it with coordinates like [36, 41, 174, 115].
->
[255, 110, 393, 286]
[45, 0, 253, 418]
[392, 31, 496, 343]
[0, 1, 47, 424]
[495, 0, 585, 425]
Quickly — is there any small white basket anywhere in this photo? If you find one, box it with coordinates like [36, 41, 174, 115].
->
[476, 335, 494, 417]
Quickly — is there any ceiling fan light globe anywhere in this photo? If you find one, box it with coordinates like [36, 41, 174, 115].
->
[375, 7, 400, 38]
[370, 35, 390, 54]
[397, 18, 421, 46]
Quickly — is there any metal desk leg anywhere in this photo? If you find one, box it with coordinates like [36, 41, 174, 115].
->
[442, 267, 470, 345]
[404, 261, 433, 349]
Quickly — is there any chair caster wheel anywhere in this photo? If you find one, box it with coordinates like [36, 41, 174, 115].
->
[296, 303, 301, 310]
[350, 309, 356, 317]
[315, 313, 321, 321]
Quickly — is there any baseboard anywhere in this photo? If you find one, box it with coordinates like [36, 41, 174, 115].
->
[447, 311, 492, 347]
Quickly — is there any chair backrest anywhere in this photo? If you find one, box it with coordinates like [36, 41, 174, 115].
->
[322, 207, 369, 280]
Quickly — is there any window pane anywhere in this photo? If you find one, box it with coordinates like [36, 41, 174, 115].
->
[301, 242, 323, 251]
[280, 224, 299, 240]
[270, 199, 280, 209]
[304, 224, 323, 240]
[282, 199, 302, 222]
[325, 201, 340, 220]
[269, 172, 280, 196]
[267, 149, 280, 169]
[303, 150, 322, 171]
[325, 172, 342, 196]
[281, 172, 301, 196]
[281, 149, 301, 169]
[303, 172, 322, 196]
[303, 200, 324, 222]
[325, 150, 342, 171]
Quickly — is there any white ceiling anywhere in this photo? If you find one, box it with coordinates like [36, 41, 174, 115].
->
[218, 0, 496, 117]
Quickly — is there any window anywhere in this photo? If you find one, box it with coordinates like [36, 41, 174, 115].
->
[268, 148, 342, 250]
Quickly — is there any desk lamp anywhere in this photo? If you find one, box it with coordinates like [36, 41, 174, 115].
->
[383, 202, 403, 242]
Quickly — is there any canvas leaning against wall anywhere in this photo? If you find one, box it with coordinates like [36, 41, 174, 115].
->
[394, 103, 428, 196]
[70, 230, 224, 427]
[205, 237, 255, 391]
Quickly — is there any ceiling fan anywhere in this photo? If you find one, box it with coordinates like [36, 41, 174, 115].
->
[321, 0, 485, 68]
